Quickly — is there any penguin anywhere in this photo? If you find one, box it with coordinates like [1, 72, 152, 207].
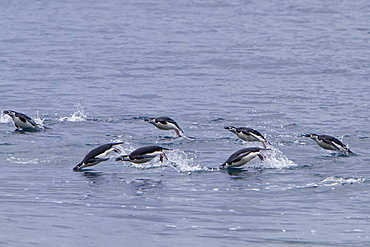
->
[220, 147, 269, 169]
[116, 145, 171, 164]
[305, 134, 353, 155]
[73, 142, 124, 171]
[224, 126, 268, 148]
[144, 117, 184, 137]
[3, 110, 39, 131]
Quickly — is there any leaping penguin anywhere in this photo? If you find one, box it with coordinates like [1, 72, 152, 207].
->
[3, 110, 39, 131]
[305, 134, 353, 155]
[144, 117, 184, 137]
[224, 126, 268, 148]
[220, 147, 269, 169]
[116, 145, 171, 164]
[73, 142, 124, 171]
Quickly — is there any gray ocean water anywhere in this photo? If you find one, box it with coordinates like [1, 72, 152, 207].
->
[1, 0, 370, 246]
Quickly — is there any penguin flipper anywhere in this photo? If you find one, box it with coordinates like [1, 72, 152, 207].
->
[17, 114, 38, 128]
[240, 130, 251, 136]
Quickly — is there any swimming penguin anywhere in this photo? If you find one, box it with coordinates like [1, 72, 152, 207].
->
[116, 145, 171, 164]
[73, 142, 124, 171]
[224, 126, 268, 148]
[3, 110, 39, 131]
[220, 147, 269, 169]
[144, 117, 184, 137]
[305, 134, 353, 155]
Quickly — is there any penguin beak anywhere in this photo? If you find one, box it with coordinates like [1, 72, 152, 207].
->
[219, 163, 227, 169]
[73, 164, 82, 171]
[224, 126, 236, 133]
[144, 118, 155, 124]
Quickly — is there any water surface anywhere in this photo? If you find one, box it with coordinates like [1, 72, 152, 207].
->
[1, 0, 370, 246]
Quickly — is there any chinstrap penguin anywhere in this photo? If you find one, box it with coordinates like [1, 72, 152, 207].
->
[305, 134, 353, 155]
[220, 147, 269, 169]
[224, 126, 268, 148]
[73, 142, 124, 171]
[116, 145, 171, 164]
[144, 117, 184, 137]
[3, 110, 39, 131]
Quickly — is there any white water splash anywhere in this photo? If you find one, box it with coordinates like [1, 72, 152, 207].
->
[58, 104, 87, 122]
[34, 111, 45, 129]
[0, 113, 12, 124]
[167, 149, 209, 173]
[261, 146, 298, 169]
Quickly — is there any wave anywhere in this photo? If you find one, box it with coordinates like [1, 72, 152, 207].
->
[6, 156, 49, 164]
[320, 176, 367, 186]
[292, 176, 368, 190]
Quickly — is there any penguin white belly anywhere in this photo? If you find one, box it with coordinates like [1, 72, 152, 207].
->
[13, 118, 36, 130]
[155, 122, 176, 130]
[237, 133, 259, 142]
[316, 140, 337, 151]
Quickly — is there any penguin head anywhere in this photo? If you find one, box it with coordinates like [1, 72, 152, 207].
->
[144, 118, 156, 124]
[3, 110, 15, 117]
[224, 126, 237, 133]
[305, 134, 318, 139]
